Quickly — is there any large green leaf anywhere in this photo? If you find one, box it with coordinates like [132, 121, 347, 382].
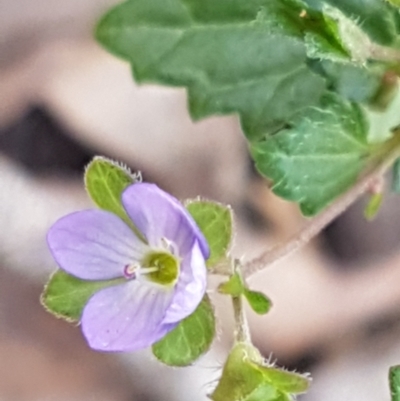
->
[152, 294, 215, 366]
[96, 0, 332, 141]
[303, 0, 400, 46]
[41, 270, 123, 322]
[251, 92, 390, 216]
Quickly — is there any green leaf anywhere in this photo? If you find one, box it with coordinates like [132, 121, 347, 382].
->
[316, 61, 384, 104]
[364, 192, 383, 221]
[244, 289, 272, 315]
[85, 156, 139, 223]
[152, 294, 215, 366]
[96, 0, 328, 141]
[41, 270, 123, 322]
[186, 200, 233, 267]
[218, 273, 244, 297]
[303, 0, 400, 47]
[218, 272, 272, 315]
[85, 157, 145, 240]
[251, 92, 387, 216]
[210, 343, 310, 401]
[390, 365, 400, 401]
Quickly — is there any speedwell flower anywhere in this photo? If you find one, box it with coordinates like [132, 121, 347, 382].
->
[47, 183, 209, 352]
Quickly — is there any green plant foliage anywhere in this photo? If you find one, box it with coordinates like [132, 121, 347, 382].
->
[84, 156, 140, 226]
[210, 343, 310, 401]
[152, 295, 215, 366]
[41, 270, 123, 322]
[219, 272, 272, 315]
[96, 0, 337, 141]
[251, 92, 393, 215]
[390, 365, 400, 401]
[95, 0, 400, 216]
[186, 200, 233, 267]
[218, 272, 243, 297]
[303, 0, 400, 46]
[243, 289, 272, 315]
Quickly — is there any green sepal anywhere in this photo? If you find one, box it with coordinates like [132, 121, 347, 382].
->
[84, 157, 143, 237]
[152, 294, 216, 366]
[186, 200, 233, 268]
[41, 270, 123, 322]
[389, 365, 400, 401]
[210, 343, 310, 401]
[364, 192, 384, 221]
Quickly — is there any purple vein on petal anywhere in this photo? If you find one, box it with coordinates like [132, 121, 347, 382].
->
[81, 281, 175, 351]
[47, 209, 148, 280]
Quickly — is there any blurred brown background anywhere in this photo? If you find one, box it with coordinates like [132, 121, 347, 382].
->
[2, 1, 400, 400]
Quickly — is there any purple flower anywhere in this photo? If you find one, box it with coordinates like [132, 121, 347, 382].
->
[47, 183, 209, 352]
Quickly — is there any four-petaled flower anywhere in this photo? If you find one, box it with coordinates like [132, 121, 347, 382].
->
[47, 183, 209, 352]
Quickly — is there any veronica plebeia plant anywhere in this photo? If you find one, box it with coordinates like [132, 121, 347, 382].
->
[41, 0, 400, 400]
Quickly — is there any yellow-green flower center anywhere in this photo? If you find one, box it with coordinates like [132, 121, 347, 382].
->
[141, 251, 180, 286]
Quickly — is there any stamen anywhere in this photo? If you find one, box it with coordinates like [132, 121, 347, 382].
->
[123, 263, 140, 279]
[160, 237, 178, 255]
[123, 263, 159, 280]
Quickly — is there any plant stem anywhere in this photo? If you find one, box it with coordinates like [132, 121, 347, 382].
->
[243, 137, 400, 279]
[231, 260, 251, 343]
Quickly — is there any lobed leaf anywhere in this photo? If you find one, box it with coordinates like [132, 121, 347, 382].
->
[152, 294, 215, 366]
[186, 200, 233, 267]
[96, 0, 331, 141]
[251, 92, 388, 216]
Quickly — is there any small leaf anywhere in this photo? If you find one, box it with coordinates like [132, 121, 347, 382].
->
[244, 289, 272, 315]
[41, 270, 123, 322]
[186, 200, 233, 267]
[84, 157, 140, 227]
[218, 272, 244, 297]
[152, 295, 215, 366]
[389, 365, 400, 401]
[392, 158, 400, 193]
[364, 193, 383, 221]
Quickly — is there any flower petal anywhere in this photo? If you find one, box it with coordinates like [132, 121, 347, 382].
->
[47, 210, 147, 280]
[121, 183, 209, 259]
[162, 241, 207, 324]
[81, 281, 175, 351]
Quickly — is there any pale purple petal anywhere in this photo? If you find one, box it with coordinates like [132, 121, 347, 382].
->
[81, 281, 175, 351]
[162, 241, 207, 324]
[121, 183, 209, 259]
[47, 210, 147, 280]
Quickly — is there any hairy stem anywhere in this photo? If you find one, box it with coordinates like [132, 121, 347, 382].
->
[232, 260, 251, 343]
[243, 137, 400, 279]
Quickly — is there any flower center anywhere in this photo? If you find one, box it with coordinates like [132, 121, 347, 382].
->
[141, 251, 180, 286]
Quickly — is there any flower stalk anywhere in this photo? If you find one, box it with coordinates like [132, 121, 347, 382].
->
[231, 259, 251, 343]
